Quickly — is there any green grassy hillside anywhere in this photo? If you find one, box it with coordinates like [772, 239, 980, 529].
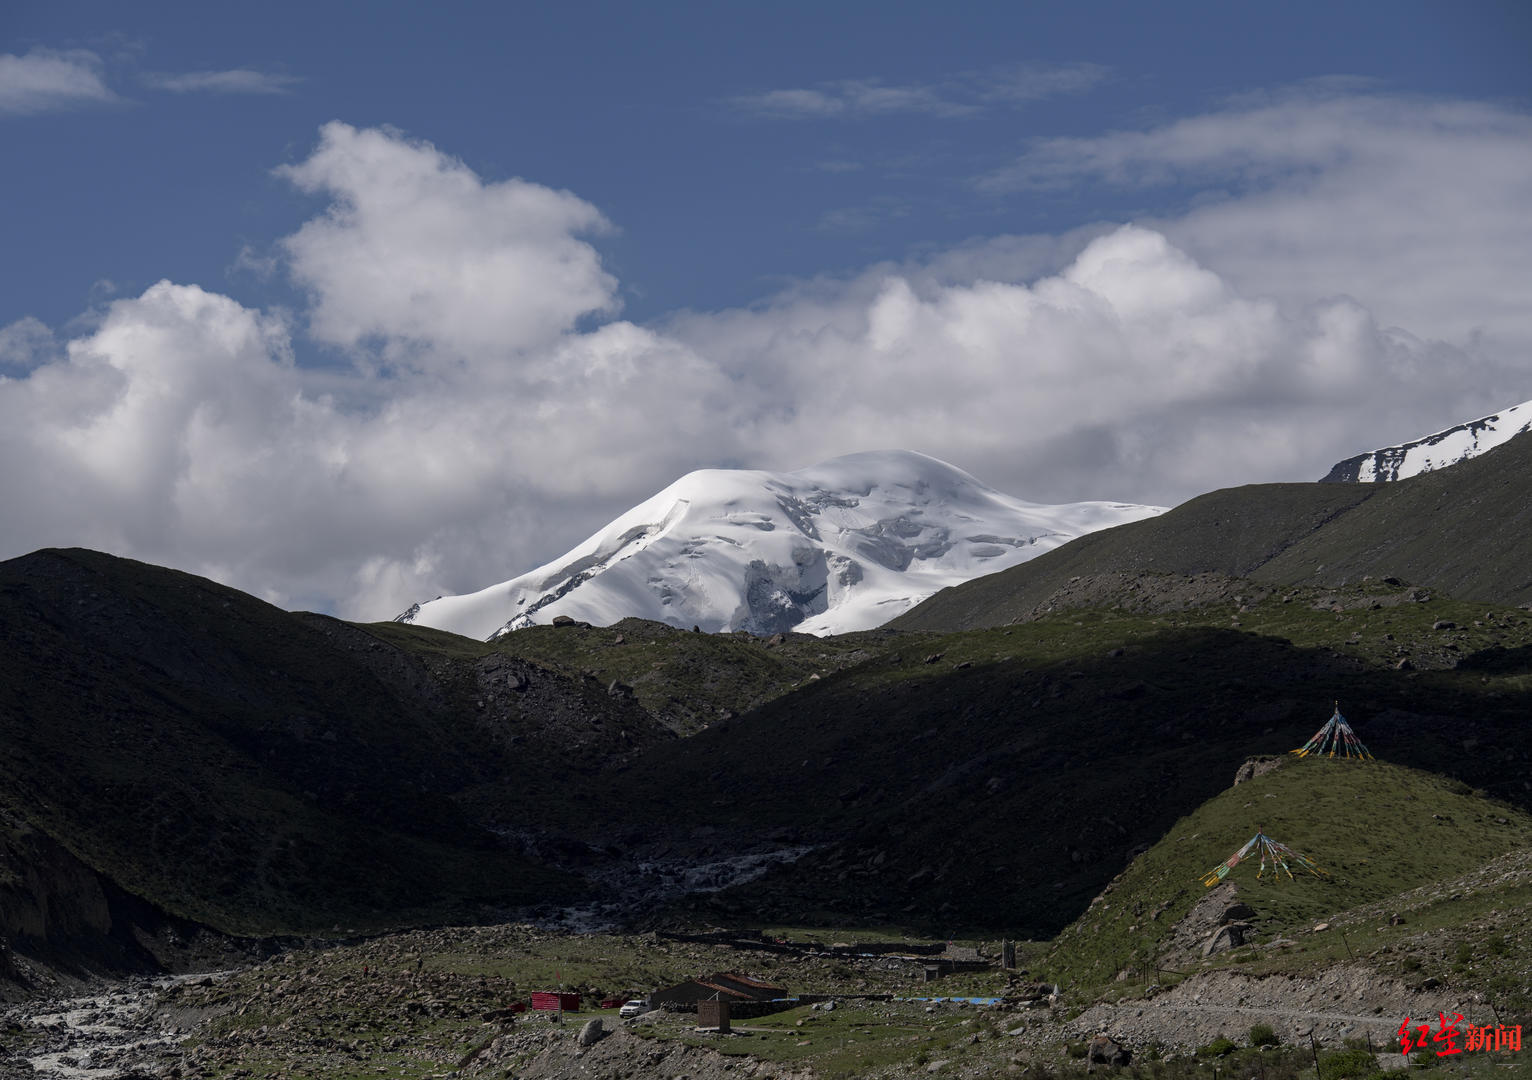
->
[1042, 757, 1532, 998]
[894, 430, 1532, 632]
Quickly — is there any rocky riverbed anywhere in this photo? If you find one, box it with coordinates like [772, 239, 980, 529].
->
[0, 973, 227, 1079]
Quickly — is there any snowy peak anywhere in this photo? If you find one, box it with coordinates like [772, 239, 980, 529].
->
[399, 450, 1165, 639]
[1321, 398, 1532, 483]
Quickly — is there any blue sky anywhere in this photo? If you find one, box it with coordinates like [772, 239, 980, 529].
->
[7, 2, 1527, 327]
[2, 2, 1530, 618]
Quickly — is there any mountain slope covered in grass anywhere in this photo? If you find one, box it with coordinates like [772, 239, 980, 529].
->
[1042, 756, 1532, 998]
[894, 430, 1532, 633]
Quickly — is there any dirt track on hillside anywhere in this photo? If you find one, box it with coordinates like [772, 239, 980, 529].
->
[1064, 963, 1482, 1051]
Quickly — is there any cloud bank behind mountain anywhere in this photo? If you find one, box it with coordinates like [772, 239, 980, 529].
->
[2, 89, 1529, 622]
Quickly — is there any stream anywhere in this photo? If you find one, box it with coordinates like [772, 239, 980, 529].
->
[2, 973, 227, 1079]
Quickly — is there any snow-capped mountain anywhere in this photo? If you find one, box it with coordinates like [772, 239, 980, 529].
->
[1321, 398, 1532, 483]
[398, 450, 1165, 639]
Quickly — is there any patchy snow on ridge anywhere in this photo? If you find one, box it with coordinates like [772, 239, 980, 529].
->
[1321, 398, 1532, 483]
[400, 450, 1165, 639]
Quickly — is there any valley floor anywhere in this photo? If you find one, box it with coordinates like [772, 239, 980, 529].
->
[3, 917, 1527, 1080]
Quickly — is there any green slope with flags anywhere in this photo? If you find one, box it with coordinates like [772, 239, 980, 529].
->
[1039, 755, 1532, 998]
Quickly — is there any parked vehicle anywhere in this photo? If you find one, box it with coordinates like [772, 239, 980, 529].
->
[619, 999, 647, 1019]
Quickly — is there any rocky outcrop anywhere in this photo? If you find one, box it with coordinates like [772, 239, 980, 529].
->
[1159, 883, 1255, 968]
[1087, 1033, 1132, 1068]
[1233, 756, 1285, 785]
[1201, 922, 1252, 958]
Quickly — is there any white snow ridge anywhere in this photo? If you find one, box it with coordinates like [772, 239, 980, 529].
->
[1321, 397, 1532, 483]
[399, 450, 1165, 639]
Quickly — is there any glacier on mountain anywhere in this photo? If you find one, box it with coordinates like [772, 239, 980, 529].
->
[1321, 398, 1532, 483]
[399, 450, 1165, 639]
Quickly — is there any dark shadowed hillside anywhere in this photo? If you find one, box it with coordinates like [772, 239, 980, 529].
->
[5, 548, 1532, 989]
[624, 581, 1532, 934]
[893, 430, 1532, 633]
[0, 548, 677, 949]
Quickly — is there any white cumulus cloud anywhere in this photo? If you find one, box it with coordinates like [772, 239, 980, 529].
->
[276, 122, 619, 368]
[0, 126, 734, 618]
[980, 88, 1532, 355]
[664, 223, 1510, 507]
[2, 95, 1529, 625]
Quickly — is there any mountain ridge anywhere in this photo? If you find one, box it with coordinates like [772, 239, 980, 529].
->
[894, 429, 1532, 633]
[1321, 396, 1532, 482]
